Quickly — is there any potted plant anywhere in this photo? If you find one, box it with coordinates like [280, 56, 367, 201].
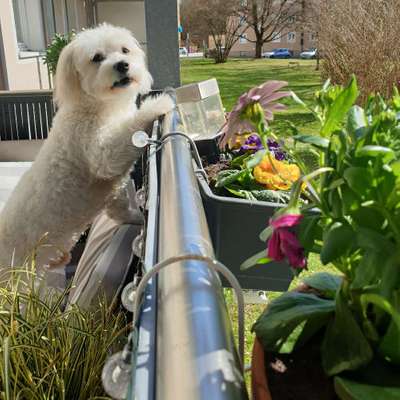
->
[197, 81, 318, 290]
[243, 77, 400, 399]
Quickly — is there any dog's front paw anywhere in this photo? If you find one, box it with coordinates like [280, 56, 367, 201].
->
[142, 93, 175, 118]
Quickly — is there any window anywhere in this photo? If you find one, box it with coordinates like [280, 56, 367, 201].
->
[272, 32, 281, 43]
[309, 32, 316, 41]
[12, 0, 46, 53]
[239, 34, 248, 44]
[287, 32, 296, 42]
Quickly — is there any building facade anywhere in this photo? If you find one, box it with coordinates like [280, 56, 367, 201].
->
[0, 0, 149, 91]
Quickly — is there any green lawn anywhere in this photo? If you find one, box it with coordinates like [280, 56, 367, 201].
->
[180, 57, 322, 134]
[181, 59, 332, 394]
[180, 57, 329, 394]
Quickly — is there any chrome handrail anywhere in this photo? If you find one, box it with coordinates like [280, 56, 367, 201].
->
[155, 111, 248, 400]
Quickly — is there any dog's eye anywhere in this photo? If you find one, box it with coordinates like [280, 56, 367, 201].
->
[92, 53, 105, 63]
[122, 47, 130, 54]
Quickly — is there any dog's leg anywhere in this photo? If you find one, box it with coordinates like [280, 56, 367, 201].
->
[105, 179, 143, 224]
[87, 94, 174, 180]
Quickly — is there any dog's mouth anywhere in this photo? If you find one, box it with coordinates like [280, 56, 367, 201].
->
[112, 76, 133, 89]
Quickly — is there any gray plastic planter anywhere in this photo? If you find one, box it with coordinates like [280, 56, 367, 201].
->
[197, 174, 293, 291]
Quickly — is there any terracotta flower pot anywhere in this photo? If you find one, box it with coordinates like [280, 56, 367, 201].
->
[250, 284, 338, 400]
[251, 337, 272, 400]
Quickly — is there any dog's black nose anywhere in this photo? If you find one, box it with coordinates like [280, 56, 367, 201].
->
[114, 61, 129, 73]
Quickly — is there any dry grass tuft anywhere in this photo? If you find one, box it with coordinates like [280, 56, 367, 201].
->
[0, 260, 127, 399]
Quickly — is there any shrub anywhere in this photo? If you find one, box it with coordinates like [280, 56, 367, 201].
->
[44, 32, 75, 75]
[318, 0, 400, 103]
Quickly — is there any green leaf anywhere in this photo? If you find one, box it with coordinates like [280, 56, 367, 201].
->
[360, 294, 400, 328]
[351, 250, 381, 289]
[253, 291, 335, 352]
[291, 91, 307, 107]
[322, 293, 373, 375]
[302, 273, 342, 299]
[237, 169, 257, 188]
[259, 225, 273, 242]
[341, 186, 360, 214]
[356, 145, 395, 161]
[240, 249, 269, 270]
[380, 256, 400, 300]
[347, 105, 367, 139]
[334, 377, 400, 400]
[356, 227, 395, 253]
[379, 320, 400, 365]
[320, 222, 355, 265]
[321, 76, 359, 137]
[293, 134, 329, 149]
[294, 314, 332, 350]
[291, 92, 320, 121]
[327, 178, 345, 190]
[230, 153, 250, 168]
[330, 188, 343, 219]
[343, 167, 372, 197]
[390, 161, 400, 177]
[225, 186, 256, 200]
[246, 149, 267, 168]
[215, 169, 246, 188]
[250, 189, 291, 203]
[351, 206, 384, 230]
[298, 215, 321, 251]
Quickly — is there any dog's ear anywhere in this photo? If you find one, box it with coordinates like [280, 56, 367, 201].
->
[139, 66, 153, 95]
[54, 42, 80, 107]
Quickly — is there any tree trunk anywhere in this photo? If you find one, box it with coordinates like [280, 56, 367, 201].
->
[255, 40, 263, 58]
[214, 46, 227, 63]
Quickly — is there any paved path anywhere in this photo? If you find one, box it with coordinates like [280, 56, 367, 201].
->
[0, 162, 32, 212]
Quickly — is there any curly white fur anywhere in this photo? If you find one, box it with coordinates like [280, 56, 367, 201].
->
[0, 24, 174, 268]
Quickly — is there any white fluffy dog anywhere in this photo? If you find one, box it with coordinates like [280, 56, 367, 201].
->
[0, 24, 173, 269]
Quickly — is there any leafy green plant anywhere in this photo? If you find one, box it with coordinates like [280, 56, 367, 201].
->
[247, 77, 400, 398]
[44, 32, 75, 75]
[0, 262, 127, 399]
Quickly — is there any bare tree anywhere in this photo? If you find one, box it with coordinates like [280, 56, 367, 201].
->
[181, 0, 244, 63]
[180, 0, 210, 50]
[239, 0, 304, 58]
[318, 0, 400, 102]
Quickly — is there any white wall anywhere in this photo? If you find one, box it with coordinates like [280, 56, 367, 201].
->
[96, 1, 147, 46]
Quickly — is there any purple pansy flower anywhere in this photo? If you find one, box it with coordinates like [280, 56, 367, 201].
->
[240, 135, 287, 160]
[267, 139, 286, 161]
[219, 81, 291, 148]
[240, 134, 263, 151]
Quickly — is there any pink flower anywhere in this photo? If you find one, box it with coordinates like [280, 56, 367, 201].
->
[219, 81, 291, 148]
[267, 214, 307, 269]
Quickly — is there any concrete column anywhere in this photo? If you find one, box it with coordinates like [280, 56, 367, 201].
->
[144, 0, 180, 89]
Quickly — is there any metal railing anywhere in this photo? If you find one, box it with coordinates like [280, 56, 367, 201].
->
[0, 90, 54, 141]
[155, 113, 247, 399]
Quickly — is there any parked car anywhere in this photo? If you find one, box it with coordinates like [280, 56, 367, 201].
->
[300, 48, 317, 59]
[262, 50, 274, 58]
[179, 47, 188, 56]
[263, 48, 292, 59]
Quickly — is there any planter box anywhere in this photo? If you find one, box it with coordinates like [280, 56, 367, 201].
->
[195, 136, 293, 291]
